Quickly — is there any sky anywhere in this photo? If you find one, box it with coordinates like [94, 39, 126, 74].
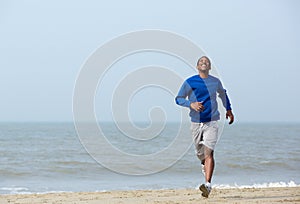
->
[1, 0, 299, 123]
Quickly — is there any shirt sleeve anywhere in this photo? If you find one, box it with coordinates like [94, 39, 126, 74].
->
[175, 81, 191, 108]
[217, 80, 232, 111]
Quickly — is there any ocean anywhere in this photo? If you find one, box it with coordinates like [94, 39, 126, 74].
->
[0, 122, 299, 194]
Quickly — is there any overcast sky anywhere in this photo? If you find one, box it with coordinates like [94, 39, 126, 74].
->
[1, 0, 299, 123]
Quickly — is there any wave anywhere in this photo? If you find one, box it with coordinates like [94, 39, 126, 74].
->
[0, 187, 72, 195]
[212, 181, 299, 189]
[2, 181, 299, 195]
[0, 187, 30, 194]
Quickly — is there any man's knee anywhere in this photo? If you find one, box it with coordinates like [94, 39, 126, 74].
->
[205, 151, 214, 160]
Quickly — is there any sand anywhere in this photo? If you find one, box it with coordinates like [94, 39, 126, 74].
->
[1, 187, 299, 204]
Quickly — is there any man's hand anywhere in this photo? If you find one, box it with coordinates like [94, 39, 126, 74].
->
[226, 110, 234, 125]
[190, 102, 205, 112]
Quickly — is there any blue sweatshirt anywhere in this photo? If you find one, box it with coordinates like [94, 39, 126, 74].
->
[175, 74, 232, 123]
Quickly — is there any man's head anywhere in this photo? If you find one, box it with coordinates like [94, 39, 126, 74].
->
[197, 56, 211, 72]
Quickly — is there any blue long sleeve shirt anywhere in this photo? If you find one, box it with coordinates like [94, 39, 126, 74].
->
[175, 74, 232, 123]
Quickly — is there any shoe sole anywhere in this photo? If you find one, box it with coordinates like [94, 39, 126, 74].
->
[199, 184, 210, 198]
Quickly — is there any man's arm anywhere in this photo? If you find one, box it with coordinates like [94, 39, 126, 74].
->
[175, 81, 191, 108]
[176, 81, 205, 112]
[217, 80, 234, 124]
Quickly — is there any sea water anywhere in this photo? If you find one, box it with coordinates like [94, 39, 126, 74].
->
[0, 122, 299, 194]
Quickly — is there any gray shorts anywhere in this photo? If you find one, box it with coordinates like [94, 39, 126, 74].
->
[190, 121, 219, 161]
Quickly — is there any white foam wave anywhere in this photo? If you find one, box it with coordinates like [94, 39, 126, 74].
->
[213, 181, 299, 189]
[0, 187, 72, 195]
[0, 187, 30, 194]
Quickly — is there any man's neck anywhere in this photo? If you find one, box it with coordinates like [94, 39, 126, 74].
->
[199, 71, 209, 78]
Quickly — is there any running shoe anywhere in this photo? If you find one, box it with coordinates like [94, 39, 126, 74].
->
[199, 183, 211, 198]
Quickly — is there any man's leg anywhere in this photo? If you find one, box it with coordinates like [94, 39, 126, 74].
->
[199, 121, 218, 197]
[200, 149, 214, 197]
[204, 152, 214, 183]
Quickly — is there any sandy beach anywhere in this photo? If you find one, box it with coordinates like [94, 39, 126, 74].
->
[1, 187, 299, 204]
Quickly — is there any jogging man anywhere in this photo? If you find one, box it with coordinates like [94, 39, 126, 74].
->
[175, 56, 234, 198]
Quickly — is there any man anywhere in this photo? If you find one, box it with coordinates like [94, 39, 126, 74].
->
[175, 56, 234, 198]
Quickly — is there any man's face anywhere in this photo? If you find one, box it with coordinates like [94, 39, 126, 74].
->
[197, 57, 211, 72]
